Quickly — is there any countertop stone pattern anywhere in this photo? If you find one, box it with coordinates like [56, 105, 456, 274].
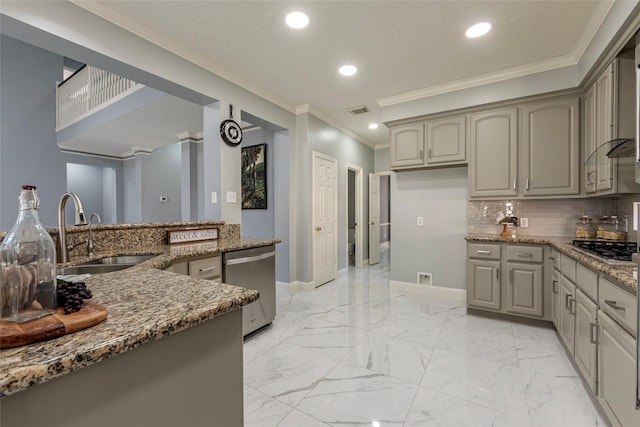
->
[0, 233, 277, 398]
[0, 269, 258, 397]
[465, 234, 637, 294]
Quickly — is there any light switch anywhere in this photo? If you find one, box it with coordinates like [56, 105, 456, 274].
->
[211, 192, 217, 204]
[226, 191, 237, 203]
[417, 216, 424, 226]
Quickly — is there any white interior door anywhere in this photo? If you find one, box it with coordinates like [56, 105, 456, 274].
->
[369, 173, 381, 265]
[313, 152, 337, 287]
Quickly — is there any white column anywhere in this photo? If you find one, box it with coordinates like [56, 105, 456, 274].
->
[177, 131, 202, 222]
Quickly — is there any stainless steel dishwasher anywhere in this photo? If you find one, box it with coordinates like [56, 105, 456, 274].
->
[223, 245, 276, 336]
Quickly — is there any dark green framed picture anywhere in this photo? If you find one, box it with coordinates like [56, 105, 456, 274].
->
[241, 144, 267, 209]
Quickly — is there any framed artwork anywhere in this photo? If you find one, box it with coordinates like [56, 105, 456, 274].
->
[241, 144, 267, 209]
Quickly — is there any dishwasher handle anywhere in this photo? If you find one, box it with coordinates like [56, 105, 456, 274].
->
[225, 251, 275, 266]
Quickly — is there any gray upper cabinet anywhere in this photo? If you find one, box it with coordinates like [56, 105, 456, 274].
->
[583, 58, 638, 196]
[425, 116, 466, 166]
[390, 115, 466, 170]
[389, 123, 424, 168]
[521, 97, 580, 196]
[582, 84, 597, 194]
[469, 108, 518, 198]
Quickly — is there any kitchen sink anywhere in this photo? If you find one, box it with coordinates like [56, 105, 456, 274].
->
[57, 254, 156, 275]
[57, 263, 133, 275]
[84, 255, 155, 265]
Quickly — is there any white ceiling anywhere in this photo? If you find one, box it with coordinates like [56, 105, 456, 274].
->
[71, 0, 613, 148]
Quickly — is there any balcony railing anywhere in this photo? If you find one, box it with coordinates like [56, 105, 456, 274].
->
[56, 65, 140, 129]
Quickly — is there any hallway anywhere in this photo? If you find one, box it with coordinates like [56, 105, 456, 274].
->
[243, 249, 604, 426]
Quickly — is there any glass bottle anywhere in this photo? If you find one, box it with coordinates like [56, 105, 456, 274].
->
[0, 185, 57, 322]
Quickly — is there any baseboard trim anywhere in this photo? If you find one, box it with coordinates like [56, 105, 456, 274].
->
[289, 280, 315, 291]
[389, 280, 466, 302]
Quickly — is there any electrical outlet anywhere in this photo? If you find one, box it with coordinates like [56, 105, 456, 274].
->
[226, 191, 237, 203]
[520, 218, 529, 228]
[159, 196, 168, 202]
[417, 216, 424, 226]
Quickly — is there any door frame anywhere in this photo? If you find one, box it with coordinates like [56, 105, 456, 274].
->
[312, 151, 338, 287]
[345, 163, 364, 268]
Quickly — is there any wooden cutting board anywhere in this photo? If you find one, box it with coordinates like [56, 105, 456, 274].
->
[0, 302, 108, 349]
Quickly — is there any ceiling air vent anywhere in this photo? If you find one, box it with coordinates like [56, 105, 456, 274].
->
[347, 105, 369, 115]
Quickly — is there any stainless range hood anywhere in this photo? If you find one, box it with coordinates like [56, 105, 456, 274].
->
[606, 138, 636, 158]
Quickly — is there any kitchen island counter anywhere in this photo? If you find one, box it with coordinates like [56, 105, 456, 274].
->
[465, 234, 637, 293]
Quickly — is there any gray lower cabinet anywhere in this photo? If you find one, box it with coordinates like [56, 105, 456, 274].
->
[558, 275, 576, 354]
[467, 243, 546, 319]
[467, 259, 501, 310]
[505, 262, 543, 317]
[574, 288, 598, 392]
[598, 310, 640, 427]
[550, 268, 561, 328]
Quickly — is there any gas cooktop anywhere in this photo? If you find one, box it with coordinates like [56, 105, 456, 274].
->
[571, 239, 637, 262]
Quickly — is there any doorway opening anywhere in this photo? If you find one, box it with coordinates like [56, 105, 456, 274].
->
[346, 164, 363, 268]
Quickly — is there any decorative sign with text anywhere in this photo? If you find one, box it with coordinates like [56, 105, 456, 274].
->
[167, 228, 219, 245]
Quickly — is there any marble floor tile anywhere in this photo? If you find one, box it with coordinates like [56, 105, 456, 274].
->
[242, 248, 605, 427]
[244, 385, 293, 427]
[343, 331, 434, 384]
[276, 409, 331, 427]
[421, 348, 530, 419]
[295, 361, 418, 426]
[244, 342, 339, 406]
[284, 320, 367, 359]
[405, 386, 532, 427]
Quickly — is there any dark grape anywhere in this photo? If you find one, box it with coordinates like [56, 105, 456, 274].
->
[56, 279, 94, 314]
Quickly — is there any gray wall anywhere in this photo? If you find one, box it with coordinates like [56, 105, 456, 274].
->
[0, 35, 66, 229]
[374, 146, 391, 173]
[391, 167, 468, 289]
[306, 114, 375, 271]
[143, 143, 182, 222]
[67, 163, 105, 221]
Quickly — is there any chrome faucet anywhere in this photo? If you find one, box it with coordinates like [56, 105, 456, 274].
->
[57, 192, 88, 263]
[87, 213, 101, 256]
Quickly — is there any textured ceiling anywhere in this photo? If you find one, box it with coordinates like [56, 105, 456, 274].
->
[73, 0, 611, 146]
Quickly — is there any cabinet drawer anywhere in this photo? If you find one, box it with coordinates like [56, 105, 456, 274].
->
[559, 254, 576, 282]
[506, 245, 543, 263]
[599, 277, 636, 336]
[189, 256, 222, 280]
[468, 243, 500, 260]
[576, 263, 597, 302]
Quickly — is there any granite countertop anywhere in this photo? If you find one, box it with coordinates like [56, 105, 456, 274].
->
[0, 236, 277, 397]
[465, 234, 637, 294]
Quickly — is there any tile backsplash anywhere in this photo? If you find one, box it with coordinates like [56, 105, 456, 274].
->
[468, 195, 640, 240]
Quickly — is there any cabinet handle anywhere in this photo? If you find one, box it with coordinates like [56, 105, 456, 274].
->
[589, 323, 598, 344]
[525, 178, 530, 191]
[428, 148, 432, 159]
[513, 179, 517, 191]
[420, 149, 423, 160]
[509, 269, 514, 283]
[604, 300, 625, 311]
[570, 298, 576, 315]
[565, 294, 572, 309]
[477, 250, 491, 254]
[517, 253, 533, 258]
[548, 256, 556, 261]
[199, 266, 218, 273]
[552, 280, 558, 293]
[496, 268, 500, 281]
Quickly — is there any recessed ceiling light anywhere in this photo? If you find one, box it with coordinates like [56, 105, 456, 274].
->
[465, 22, 491, 38]
[368, 123, 379, 130]
[339, 65, 358, 76]
[286, 11, 309, 29]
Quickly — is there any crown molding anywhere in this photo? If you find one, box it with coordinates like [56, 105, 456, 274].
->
[300, 105, 376, 149]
